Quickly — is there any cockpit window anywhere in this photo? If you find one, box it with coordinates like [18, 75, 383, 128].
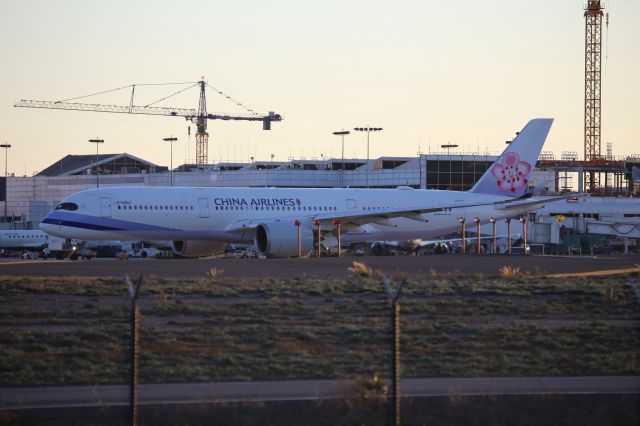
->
[55, 202, 79, 211]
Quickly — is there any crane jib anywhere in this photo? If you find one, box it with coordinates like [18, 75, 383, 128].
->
[14, 80, 283, 166]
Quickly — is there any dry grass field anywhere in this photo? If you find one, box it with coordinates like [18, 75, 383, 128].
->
[1, 269, 639, 387]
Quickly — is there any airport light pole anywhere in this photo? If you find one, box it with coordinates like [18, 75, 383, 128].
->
[441, 144, 458, 156]
[294, 219, 301, 258]
[458, 217, 466, 254]
[354, 127, 382, 188]
[519, 216, 528, 255]
[333, 219, 342, 257]
[313, 219, 321, 257]
[1, 143, 11, 221]
[269, 153, 275, 187]
[163, 137, 178, 186]
[474, 217, 481, 254]
[88, 139, 104, 188]
[489, 217, 497, 254]
[333, 130, 350, 188]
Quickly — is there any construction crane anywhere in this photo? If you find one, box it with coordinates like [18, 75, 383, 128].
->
[584, 0, 605, 192]
[14, 80, 283, 166]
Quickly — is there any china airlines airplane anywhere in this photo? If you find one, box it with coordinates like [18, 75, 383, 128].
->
[40, 118, 568, 257]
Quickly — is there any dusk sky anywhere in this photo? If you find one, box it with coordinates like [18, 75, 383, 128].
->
[1, 0, 638, 175]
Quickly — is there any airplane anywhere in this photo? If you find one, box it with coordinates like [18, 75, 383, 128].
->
[40, 118, 573, 258]
[0, 230, 49, 250]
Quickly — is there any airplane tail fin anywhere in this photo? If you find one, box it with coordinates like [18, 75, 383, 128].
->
[469, 118, 553, 197]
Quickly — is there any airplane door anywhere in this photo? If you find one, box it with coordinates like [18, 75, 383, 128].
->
[100, 197, 112, 218]
[346, 199, 357, 210]
[198, 198, 209, 218]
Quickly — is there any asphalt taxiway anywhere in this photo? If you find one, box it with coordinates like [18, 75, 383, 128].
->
[2, 376, 639, 409]
[0, 254, 639, 278]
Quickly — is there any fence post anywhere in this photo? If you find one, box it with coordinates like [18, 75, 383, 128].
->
[382, 276, 405, 426]
[125, 275, 143, 426]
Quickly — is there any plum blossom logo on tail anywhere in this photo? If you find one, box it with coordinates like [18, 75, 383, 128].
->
[491, 152, 532, 194]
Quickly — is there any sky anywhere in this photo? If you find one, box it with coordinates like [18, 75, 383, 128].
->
[0, 0, 639, 176]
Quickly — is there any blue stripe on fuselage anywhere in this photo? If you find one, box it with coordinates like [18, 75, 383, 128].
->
[42, 211, 178, 232]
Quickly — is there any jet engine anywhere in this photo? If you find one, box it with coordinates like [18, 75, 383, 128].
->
[254, 220, 314, 257]
[171, 240, 227, 258]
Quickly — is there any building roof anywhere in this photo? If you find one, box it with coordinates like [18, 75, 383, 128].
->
[37, 153, 164, 177]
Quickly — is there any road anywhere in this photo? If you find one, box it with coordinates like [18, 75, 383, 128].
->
[0, 254, 639, 278]
[1, 376, 638, 410]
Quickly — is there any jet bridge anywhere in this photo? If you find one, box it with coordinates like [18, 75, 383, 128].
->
[585, 221, 640, 239]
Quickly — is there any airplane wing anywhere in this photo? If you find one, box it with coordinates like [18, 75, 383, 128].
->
[312, 202, 486, 225]
[313, 194, 584, 225]
[224, 194, 585, 233]
[493, 194, 586, 210]
[224, 199, 500, 233]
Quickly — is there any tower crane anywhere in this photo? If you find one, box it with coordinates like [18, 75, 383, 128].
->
[14, 80, 283, 166]
[584, 0, 605, 192]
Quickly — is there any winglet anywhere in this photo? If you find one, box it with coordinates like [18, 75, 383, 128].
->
[469, 118, 553, 197]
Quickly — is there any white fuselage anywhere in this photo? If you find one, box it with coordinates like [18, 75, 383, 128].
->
[40, 186, 535, 245]
[0, 230, 49, 249]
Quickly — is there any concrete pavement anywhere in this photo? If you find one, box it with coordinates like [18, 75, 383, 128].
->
[0, 254, 639, 278]
[2, 376, 639, 410]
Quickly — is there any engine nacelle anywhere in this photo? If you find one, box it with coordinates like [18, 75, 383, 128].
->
[254, 220, 314, 257]
[171, 240, 227, 258]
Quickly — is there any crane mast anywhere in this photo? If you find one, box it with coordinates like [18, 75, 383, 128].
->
[195, 81, 208, 166]
[584, 0, 604, 191]
[14, 80, 283, 166]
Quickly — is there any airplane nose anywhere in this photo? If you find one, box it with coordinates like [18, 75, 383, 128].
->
[39, 221, 53, 233]
[39, 217, 62, 237]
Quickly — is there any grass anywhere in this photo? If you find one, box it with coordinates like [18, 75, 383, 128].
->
[0, 274, 639, 386]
